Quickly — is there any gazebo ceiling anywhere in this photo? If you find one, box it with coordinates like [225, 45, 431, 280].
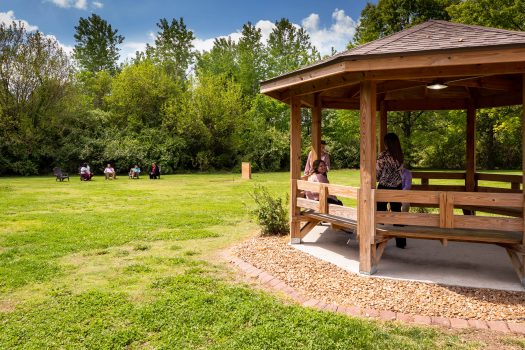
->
[260, 20, 525, 111]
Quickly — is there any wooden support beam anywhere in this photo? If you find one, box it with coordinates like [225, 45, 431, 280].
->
[379, 100, 387, 152]
[311, 93, 322, 172]
[319, 185, 329, 214]
[522, 73, 525, 282]
[358, 80, 377, 275]
[290, 96, 302, 244]
[300, 219, 321, 238]
[466, 101, 476, 193]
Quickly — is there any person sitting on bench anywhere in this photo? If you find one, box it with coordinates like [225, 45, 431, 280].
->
[129, 165, 141, 179]
[149, 163, 160, 179]
[305, 159, 343, 205]
[104, 164, 116, 180]
[80, 163, 93, 181]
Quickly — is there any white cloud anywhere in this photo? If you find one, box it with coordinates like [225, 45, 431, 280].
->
[49, 0, 70, 8]
[254, 20, 275, 44]
[302, 9, 357, 56]
[0, 10, 39, 31]
[48, 0, 101, 10]
[74, 0, 88, 9]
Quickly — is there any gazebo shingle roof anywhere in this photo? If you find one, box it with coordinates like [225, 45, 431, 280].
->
[348, 20, 525, 56]
[266, 20, 525, 81]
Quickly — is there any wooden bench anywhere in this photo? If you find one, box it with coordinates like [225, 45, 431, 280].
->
[374, 189, 525, 286]
[376, 224, 523, 245]
[295, 180, 359, 240]
[300, 210, 357, 235]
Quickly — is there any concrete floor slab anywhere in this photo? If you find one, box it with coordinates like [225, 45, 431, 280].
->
[292, 224, 524, 292]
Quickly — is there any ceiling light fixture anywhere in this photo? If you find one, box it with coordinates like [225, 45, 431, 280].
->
[426, 82, 448, 90]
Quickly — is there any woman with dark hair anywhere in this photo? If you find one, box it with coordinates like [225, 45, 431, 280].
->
[305, 159, 343, 205]
[376, 133, 406, 248]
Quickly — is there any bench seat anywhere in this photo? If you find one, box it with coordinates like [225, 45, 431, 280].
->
[301, 211, 357, 230]
[376, 224, 522, 245]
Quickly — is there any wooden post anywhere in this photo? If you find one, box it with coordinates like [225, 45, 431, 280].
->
[379, 100, 387, 153]
[521, 74, 525, 285]
[311, 93, 322, 170]
[290, 96, 302, 244]
[466, 101, 476, 192]
[319, 184, 329, 214]
[241, 162, 251, 179]
[358, 80, 377, 275]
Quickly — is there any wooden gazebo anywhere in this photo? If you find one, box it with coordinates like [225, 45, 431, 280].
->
[260, 20, 525, 286]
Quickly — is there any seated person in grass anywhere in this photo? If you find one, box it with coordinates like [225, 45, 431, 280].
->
[149, 163, 160, 179]
[104, 163, 116, 180]
[129, 165, 141, 179]
[305, 159, 343, 205]
[80, 163, 93, 181]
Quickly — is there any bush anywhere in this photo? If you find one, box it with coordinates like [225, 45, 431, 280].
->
[249, 185, 289, 236]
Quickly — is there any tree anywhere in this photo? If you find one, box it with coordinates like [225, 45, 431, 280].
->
[146, 18, 196, 81]
[107, 59, 177, 130]
[237, 22, 266, 97]
[0, 21, 75, 174]
[447, 0, 525, 31]
[266, 18, 320, 78]
[196, 37, 239, 80]
[73, 14, 124, 74]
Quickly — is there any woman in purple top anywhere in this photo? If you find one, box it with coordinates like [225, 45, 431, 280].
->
[376, 133, 406, 248]
[305, 159, 342, 205]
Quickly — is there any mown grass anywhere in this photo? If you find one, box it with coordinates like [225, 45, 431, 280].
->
[0, 172, 518, 349]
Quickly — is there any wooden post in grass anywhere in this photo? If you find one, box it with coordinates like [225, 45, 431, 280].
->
[241, 162, 251, 179]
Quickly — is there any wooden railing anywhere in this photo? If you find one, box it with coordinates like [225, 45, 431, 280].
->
[295, 180, 359, 221]
[411, 171, 523, 193]
[374, 189, 524, 232]
[476, 173, 522, 193]
[411, 171, 466, 192]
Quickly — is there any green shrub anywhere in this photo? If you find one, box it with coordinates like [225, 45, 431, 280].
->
[250, 185, 289, 236]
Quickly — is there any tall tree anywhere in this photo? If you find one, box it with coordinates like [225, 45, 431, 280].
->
[146, 17, 196, 81]
[0, 21, 74, 174]
[266, 18, 320, 78]
[196, 37, 239, 80]
[107, 59, 177, 130]
[73, 14, 124, 74]
[447, 0, 525, 31]
[237, 22, 266, 97]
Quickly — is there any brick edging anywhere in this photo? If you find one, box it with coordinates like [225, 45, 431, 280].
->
[222, 252, 525, 335]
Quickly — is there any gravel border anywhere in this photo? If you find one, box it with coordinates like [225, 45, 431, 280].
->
[231, 236, 525, 323]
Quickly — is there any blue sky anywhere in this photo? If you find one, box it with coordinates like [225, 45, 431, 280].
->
[1, 0, 375, 61]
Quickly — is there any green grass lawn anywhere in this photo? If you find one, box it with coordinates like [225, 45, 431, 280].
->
[0, 172, 518, 349]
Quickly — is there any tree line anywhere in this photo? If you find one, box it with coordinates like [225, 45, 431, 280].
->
[0, 0, 523, 176]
